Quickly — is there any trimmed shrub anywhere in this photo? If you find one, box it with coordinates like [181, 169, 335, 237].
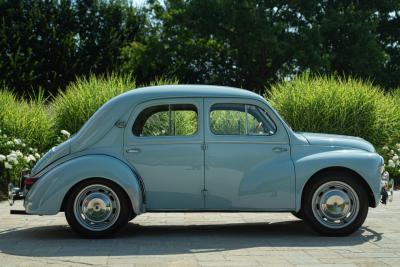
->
[0, 89, 55, 152]
[267, 74, 400, 147]
[51, 74, 137, 134]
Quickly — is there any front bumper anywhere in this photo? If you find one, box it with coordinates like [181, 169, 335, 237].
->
[381, 171, 394, 204]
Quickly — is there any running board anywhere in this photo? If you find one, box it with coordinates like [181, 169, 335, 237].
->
[10, 210, 29, 215]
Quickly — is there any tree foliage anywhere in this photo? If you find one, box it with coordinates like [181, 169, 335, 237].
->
[0, 0, 146, 96]
[1, 0, 400, 95]
[123, 0, 400, 92]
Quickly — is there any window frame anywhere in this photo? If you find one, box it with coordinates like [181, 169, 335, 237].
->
[209, 103, 277, 137]
[132, 103, 200, 138]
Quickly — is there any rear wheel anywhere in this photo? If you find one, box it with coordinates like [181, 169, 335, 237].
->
[302, 171, 369, 236]
[65, 179, 131, 238]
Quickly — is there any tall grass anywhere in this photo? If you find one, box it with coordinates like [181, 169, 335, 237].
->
[51, 74, 137, 134]
[0, 89, 54, 151]
[267, 74, 400, 147]
[1, 73, 398, 152]
[392, 88, 400, 105]
[145, 77, 179, 87]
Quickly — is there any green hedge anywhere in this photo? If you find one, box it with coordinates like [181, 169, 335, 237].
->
[267, 74, 400, 147]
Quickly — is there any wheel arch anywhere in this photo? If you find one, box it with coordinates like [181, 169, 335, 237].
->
[60, 177, 134, 219]
[300, 166, 376, 210]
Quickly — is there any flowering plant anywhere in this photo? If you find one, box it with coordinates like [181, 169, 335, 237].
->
[382, 143, 400, 183]
[0, 129, 71, 188]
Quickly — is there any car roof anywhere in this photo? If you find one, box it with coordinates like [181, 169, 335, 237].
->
[121, 85, 264, 102]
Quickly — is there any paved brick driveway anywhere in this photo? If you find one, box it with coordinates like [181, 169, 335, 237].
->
[0, 192, 398, 267]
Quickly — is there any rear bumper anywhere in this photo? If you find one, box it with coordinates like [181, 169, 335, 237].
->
[8, 183, 24, 206]
[8, 169, 31, 206]
[8, 170, 33, 215]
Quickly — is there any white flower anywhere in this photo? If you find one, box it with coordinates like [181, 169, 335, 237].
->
[396, 143, 400, 148]
[388, 159, 396, 168]
[393, 155, 399, 162]
[0, 154, 5, 162]
[383, 146, 389, 150]
[61, 130, 71, 138]
[6, 154, 17, 162]
[6, 141, 13, 145]
[15, 150, 23, 157]
[34, 153, 41, 159]
[26, 154, 36, 162]
[4, 162, 12, 169]
[13, 138, 21, 145]
[29, 147, 34, 152]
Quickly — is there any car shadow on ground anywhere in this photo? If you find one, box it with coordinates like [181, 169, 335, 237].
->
[0, 220, 383, 257]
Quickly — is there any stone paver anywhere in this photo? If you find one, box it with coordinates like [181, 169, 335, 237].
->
[0, 192, 398, 266]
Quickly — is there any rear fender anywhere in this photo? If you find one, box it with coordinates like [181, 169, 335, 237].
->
[24, 155, 144, 215]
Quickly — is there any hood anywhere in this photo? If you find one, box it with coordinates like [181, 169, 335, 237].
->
[300, 132, 375, 153]
[31, 139, 71, 175]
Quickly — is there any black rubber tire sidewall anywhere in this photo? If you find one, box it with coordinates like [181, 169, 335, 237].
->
[302, 171, 369, 236]
[291, 211, 304, 220]
[65, 178, 130, 238]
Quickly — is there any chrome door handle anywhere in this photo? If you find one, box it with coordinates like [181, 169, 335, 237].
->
[126, 148, 141, 153]
[273, 147, 288, 153]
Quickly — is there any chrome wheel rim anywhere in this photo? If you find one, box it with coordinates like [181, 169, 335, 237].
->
[311, 181, 359, 229]
[73, 184, 120, 231]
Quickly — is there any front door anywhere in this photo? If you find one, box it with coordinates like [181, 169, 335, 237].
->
[204, 98, 295, 210]
[124, 98, 204, 210]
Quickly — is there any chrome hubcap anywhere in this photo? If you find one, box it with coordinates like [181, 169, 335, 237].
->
[74, 184, 120, 231]
[312, 181, 359, 229]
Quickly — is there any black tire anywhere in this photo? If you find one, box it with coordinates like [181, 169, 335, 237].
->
[65, 178, 131, 238]
[302, 171, 369, 236]
[291, 211, 304, 220]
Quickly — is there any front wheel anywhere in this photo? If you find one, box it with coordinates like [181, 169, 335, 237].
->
[65, 179, 131, 238]
[302, 171, 369, 236]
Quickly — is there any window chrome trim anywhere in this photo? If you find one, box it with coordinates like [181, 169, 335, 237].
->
[209, 103, 277, 137]
[132, 103, 199, 137]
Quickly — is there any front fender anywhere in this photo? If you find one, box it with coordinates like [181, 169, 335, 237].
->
[293, 146, 383, 211]
[24, 155, 144, 215]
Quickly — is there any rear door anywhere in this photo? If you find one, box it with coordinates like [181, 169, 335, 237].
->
[124, 98, 205, 210]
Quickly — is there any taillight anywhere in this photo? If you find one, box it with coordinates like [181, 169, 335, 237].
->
[24, 177, 38, 186]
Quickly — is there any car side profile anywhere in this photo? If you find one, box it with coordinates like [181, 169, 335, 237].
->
[9, 85, 393, 238]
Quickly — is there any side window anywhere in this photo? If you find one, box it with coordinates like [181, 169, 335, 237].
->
[133, 104, 198, 137]
[210, 103, 276, 136]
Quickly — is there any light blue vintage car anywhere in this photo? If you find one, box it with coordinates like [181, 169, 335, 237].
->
[9, 85, 393, 237]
